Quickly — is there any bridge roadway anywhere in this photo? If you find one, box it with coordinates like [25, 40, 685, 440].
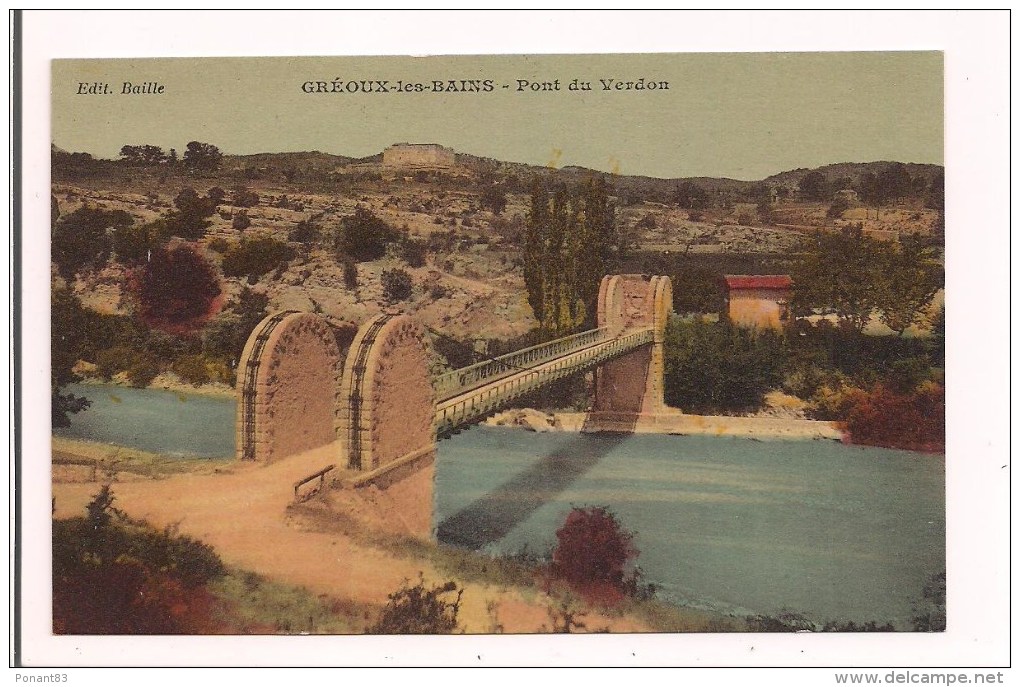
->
[433, 326, 655, 438]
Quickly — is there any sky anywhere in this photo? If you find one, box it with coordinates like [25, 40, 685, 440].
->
[52, 51, 943, 181]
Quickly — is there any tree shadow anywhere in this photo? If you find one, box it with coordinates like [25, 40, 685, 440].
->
[435, 432, 630, 550]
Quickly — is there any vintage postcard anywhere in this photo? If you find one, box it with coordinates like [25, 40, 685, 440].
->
[16, 11, 1010, 671]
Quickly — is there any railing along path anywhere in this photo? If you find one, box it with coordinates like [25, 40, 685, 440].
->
[434, 327, 654, 437]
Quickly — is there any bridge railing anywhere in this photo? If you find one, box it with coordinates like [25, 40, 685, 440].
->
[435, 328, 654, 437]
[433, 327, 611, 402]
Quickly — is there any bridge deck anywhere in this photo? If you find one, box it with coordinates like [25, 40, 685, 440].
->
[434, 327, 654, 437]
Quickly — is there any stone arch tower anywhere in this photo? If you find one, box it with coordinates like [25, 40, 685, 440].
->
[337, 314, 437, 538]
[588, 274, 673, 430]
[236, 311, 343, 463]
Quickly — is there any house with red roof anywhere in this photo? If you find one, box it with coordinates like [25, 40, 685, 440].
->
[723, 275, 793, 330]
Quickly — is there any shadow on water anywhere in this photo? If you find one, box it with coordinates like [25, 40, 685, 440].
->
[436, 432, 630, 550]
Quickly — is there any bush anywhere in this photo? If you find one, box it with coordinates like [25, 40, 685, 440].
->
[172, 354, 211, 386]
[336, 208, 398, 262]
[381, 268, 413, 302]
[52, 206, 132, 279]
[289, 219, 319, 243]
[843, 382, 945, 451]
[368, 575, 463, 634]
[221, 236, 295, 278]
[135, 245, 222, 331]
[664, 317, 788, 413]
[53, 486, 225, 634]
[232, 211, 251, 231]
[402, 238, 428, 268]
[113, 222, 164, 265]
[550, 506, 640, 601]
[342, 257, 359, 290]
[232, 187, 260, 208]
[207, 237, 230, 254]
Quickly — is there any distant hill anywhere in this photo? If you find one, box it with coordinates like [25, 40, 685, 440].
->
[764, 161, 943, 190]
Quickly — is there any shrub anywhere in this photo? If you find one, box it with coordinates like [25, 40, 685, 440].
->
[172, 354, 211, 386]
[843, 382, 945, 451]
[336, 208, 398, 262]
[289, 219, 319, 244]
[113, 222, 164, 265]
[551, 506, 640, 600]
[232, 187, 260, 208]
[368, 576, 463, 634]
[221, 236, 295, 278]
[52, 206, 132, 279]
[53, 486, 225, 634]
[664, 317, 788, 413]
[402, 238, 428, 268]
[124, 352, 160, 388]
[207, 237, 230, 254]
[342, 258, 359, 290]
[381, 268, 413, 302]
[232, 211, 251, 231]
[135, 245, 222, 331]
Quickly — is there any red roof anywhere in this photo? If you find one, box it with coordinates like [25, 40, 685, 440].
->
[724, 274, 793, 290]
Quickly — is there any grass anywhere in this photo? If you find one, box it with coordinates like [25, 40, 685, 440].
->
[288, 498, 741, 633]
[52, 436, 233, 479]
[207, 569, 373, 634]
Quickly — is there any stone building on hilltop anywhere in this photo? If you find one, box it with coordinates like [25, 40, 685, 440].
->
[382, 143, 455, 169]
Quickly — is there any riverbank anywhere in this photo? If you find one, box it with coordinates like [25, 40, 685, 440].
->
[484, 408, 844, 441]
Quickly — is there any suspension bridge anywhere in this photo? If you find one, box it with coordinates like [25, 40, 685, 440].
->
[235, 274, 673, 537]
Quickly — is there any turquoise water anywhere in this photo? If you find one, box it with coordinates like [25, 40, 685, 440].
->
[54, 384, 236, 458]
[55, 384, 945, 627]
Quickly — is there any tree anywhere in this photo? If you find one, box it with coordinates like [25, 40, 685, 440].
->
[51, 288, 92, 427]
[119, 144, 167, 165]
[162, 187, 218, 240]
[875, 237, 944, 336]
[479, 185, 508, 215]
[136, 245, 222, 330]
[524, 176, 617, 334]
[675, 180, 709, 210]
[52, 206, 133, 279]
[368, 576, 462, 634]
[112, 221, 164, 265]
[221, 237, 295, 278]
[791, 227, 889, 333]
[381, 268, 413, 302]
[182, 141, 223, 172]
[798, 170, 829, 201]
[336, 208, 398, 262]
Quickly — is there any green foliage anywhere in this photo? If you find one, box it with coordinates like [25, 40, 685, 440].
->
[671, 266, 725, 315]
[876, 238, 944, 336]
[479, 185, 508, 215]
[137, 245, 222, 330]
[368, 575, 463, 634]
[95, 346, 161, 387]
[232, 211, 252, 231]
[798, 170, 830, 200]
[336, 208, 399, 262]
[52, 206, 133, 279]
[675, 180, 710, 210]
[342, 257, 359, 290]
[232, 187, 260, 208]
[826, 194, 852, 219]
[664, 317, 788, 413]
[207, 237, 230, 253]
[112, 221, 165, 265]
[172, 354, 211, 386]
[162, 187, 219, 240]
[381, 268, 413, 302]
[524, 176, 617, 334]
[791, 227, 887, 332]
[182, 141, 223, 172]
[221, 236, 295, 278]
[51, 288, 92, 427]
[119, 144, 167, 165]
[289, 219, 319, 243]
[201, 287, 269, 367]
[401, 237, 428, 268]
[911, 572, 947, 632]
[53, 486, 225, 634]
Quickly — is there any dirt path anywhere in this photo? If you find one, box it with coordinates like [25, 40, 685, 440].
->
[51, 443, 651, 633]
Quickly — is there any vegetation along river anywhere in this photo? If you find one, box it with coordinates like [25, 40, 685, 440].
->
[55, 384, 945, 629]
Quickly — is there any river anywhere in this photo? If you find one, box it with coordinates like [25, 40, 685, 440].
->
[54, 383, 945, 628]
